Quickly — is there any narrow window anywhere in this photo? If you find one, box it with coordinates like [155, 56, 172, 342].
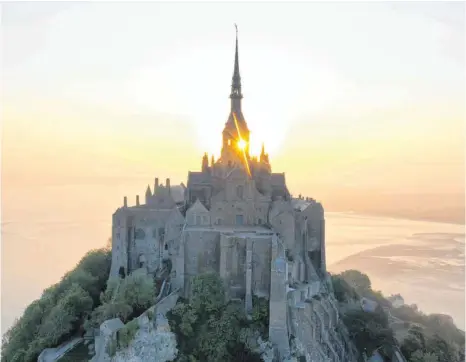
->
[236, 185, 244, 199]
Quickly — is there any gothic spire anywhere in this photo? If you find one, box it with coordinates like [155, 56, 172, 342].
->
[230, 24, 242, 103]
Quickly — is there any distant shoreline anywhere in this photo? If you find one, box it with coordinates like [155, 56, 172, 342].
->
[327, 210, 465, 227]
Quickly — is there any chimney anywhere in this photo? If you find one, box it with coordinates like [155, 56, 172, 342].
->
[136, 195, 140, 206]
[154, 177, 159, 192]
[166, 178, 170, 194]
[124, 196, 127, 208]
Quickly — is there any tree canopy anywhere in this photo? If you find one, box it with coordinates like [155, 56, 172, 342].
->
[84, 271, 156, 332]
[1, 248, 112, 362]
[167, 272, 267, 362]
[331, 271, 465, 362]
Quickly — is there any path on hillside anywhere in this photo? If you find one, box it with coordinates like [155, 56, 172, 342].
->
[39, 337, 83, 362]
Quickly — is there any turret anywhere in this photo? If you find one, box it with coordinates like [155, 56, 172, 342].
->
[259, 143, 271, 173]
[202, 153, 209, 172]
[154, 178, 159, 194]
[145, 185, 152, 204]
[260, 143, 269, 164]
[166, 178, 171, 194]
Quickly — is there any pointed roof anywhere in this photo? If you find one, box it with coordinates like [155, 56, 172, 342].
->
[224, 24, 248, 136]
[230, 23, 242, 101]
[146, 184, 152, 196]
[187, 198, 208, 214]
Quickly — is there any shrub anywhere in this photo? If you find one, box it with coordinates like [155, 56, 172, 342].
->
[117, 319, 139, 349]
[84, 271, 156, 333]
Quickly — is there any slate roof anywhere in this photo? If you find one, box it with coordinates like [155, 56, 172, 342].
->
[187, 171, 212, 185]
[170, 185, 185, 204]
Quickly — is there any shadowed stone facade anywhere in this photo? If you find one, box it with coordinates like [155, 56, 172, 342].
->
[109, 29, 358, 361]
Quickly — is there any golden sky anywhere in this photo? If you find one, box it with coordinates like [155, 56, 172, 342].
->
[2, 2, 465, 197]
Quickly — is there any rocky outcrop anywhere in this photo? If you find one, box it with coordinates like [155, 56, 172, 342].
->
[111, 313, 177, 362]
[92, 291, 179, 362]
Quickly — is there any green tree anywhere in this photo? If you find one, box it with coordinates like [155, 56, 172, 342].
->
[115, 272, 156, 313]
[84, 272, 155, 333]
[167, 273, 264, 362]
[190, 272, 225, 316]
[409, 350, 439, 362]
[425, 334, 460, 362]
[342, 308, 394, 356]
[340, 270, 372, 296]
[331, 274, 358, 302]
[1, 247, 111, 362]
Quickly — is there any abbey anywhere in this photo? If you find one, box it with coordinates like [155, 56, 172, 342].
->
[110, 29, 357, 362]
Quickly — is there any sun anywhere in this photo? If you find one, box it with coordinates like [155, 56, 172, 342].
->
[237, 139, 247, 150]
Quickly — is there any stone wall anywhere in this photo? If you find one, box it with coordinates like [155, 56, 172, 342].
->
[111, 207, 185, 278]
[287, 286, 359, 362]
[183, 229, 220, 297]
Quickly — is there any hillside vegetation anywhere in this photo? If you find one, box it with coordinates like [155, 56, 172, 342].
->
[2, 247, 463, 362]
[331, 270, 465, 362]
[167, 272, 270, 362]
[1, 248, 112, 362]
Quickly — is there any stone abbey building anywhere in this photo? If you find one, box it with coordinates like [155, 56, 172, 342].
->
[110, 29, 358, 362]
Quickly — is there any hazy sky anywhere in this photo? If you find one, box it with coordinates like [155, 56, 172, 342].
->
[2, 1, 465, 196]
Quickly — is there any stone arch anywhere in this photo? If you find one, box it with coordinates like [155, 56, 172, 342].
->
[138, 254, 147, 268]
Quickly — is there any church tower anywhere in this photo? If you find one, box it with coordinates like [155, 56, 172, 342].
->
[220, 25, 251, 166]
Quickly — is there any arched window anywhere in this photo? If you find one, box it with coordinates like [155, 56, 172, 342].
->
[164, 243, 168, 250]
[135, 228, 146, 240]
[118, 267, 126, 279]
